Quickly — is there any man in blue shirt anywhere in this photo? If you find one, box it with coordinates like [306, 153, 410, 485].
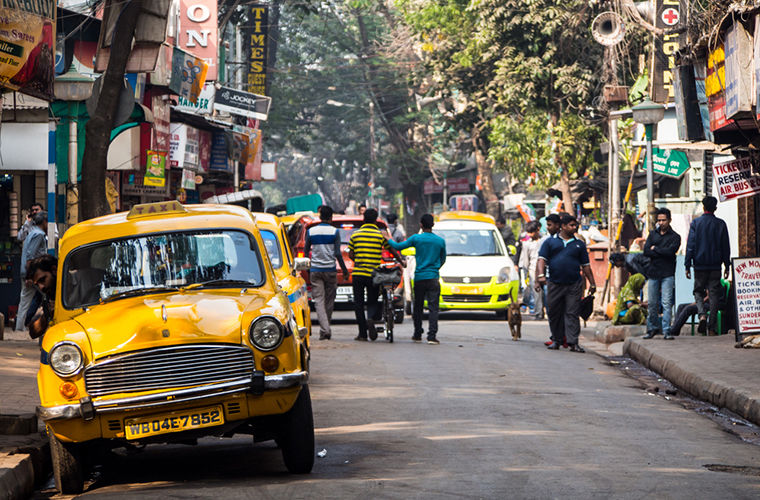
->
[386, 214, 446, 344]
[536, 214, 596, 352]
[304, 205, 349, 340]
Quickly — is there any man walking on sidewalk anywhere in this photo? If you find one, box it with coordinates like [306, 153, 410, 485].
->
[386, 213, 446, 344]
[348, 208, 403, 341]
[538, 213, 563, 344]
[305, 205, 349, 340]
[536, 214, 596, 353]
[643, 208, 681, 340]
[685, 196, 731, 336]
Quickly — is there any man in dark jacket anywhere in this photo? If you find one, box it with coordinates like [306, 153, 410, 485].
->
[642, 208, 681, 340]
[685, 196, 731, 336]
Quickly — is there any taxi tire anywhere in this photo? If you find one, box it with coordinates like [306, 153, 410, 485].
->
[278, 384, 315, 474]
[50, 431, 84, 494]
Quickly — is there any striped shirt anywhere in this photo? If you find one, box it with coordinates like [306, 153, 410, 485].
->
[348, 223, 389, 277]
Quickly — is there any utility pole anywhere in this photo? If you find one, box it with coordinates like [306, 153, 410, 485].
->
[368, 100, 376, 208]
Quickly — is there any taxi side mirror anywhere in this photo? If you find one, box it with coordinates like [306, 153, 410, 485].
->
[294, 257, 311, 272]
[401, 247, 416, 256]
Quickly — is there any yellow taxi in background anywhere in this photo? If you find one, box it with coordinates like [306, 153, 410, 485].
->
[254, 212, 312, 351]
[38, 202, 314, 494]
[434, 211, 519, 315]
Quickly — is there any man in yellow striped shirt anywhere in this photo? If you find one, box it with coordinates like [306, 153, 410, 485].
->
[348, 208, 403, 341]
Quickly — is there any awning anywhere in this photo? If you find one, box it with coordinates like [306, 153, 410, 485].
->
[204, 189, 263, 204]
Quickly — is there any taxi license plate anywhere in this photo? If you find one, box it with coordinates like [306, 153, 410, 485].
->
[451, 286, 483, 294]
[125, 405, 224, 440]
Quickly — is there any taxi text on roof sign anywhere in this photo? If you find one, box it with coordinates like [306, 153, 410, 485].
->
[127, 201, 188, 219]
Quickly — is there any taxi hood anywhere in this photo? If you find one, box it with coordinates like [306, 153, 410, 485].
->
[440, 255, 517, 279]
[74, 292, 267, 360]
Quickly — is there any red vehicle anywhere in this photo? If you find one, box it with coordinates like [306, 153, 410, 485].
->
[288, 214, 405, 321]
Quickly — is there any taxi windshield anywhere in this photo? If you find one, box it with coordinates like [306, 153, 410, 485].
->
[260, 230, 283, 269]
[63, 230, 265, 308]
[433, 229, 504, 256]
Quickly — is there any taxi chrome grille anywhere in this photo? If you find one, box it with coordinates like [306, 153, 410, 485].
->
[84, 344, 254, 398]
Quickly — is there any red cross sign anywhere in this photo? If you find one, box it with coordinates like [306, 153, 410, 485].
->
[661, 8, 679, 26]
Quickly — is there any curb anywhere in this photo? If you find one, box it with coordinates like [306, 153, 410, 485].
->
[623, 338, 760, 427]
[0, 414, 50, 500]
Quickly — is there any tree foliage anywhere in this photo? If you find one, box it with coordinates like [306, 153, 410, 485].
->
[398, 0, 607, 210]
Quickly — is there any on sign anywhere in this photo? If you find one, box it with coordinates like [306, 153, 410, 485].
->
[179, 0, 218, 80]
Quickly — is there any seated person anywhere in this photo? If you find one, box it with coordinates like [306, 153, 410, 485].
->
[671, 279, 731, 336]
[611, 273, 647, 325]
[610, 252, 650, 278]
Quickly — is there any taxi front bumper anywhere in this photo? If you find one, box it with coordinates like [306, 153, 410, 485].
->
[37, 370, 308, 422]
[438, 280, 519, 310]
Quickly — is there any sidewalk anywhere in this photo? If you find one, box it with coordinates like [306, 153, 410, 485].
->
[0, 330, 49, 500]
[621, 334, 760, 427]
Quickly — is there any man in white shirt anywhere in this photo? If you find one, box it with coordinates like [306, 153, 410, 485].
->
[519, 221, 544, 319]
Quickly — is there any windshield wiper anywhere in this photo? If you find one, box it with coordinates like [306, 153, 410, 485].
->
[100, 286, 179, 304]
[182, 279, 255, 290]
[447, 252, 470, 256]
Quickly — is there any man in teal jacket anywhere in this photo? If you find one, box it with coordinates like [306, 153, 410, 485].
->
[386, 214, 447, 344]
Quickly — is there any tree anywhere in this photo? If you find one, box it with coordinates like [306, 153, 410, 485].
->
[80, 0, 144, 220]
[398, 0, 605, 215]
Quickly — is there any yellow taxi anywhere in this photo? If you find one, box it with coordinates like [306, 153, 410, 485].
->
[253, 212, 312, 350]
[433, 211, 519, 315]
[37, 202, 314, 494]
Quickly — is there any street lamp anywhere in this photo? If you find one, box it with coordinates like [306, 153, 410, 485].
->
[631, 99, 665, 232]
[54, 66, 94, 226]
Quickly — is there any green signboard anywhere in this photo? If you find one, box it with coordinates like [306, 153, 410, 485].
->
[650, 148, 691, 178]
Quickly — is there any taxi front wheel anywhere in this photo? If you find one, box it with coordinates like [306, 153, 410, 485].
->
[277, 384, 315, 474]
[50, 431, 84, 494]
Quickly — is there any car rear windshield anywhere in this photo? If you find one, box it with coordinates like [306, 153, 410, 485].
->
[433, 229, 504, 256]
[63, 230, 265, 309]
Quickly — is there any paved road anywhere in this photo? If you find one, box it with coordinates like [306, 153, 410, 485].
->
[40, 312, 760, 498]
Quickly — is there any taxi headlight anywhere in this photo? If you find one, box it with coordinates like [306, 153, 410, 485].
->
[249, 317, 284, 351]
[49, 342, 83, 377]
[497, 267, 511, 283]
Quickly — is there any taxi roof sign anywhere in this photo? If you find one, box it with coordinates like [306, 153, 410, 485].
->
[437, 211, 495, 225]
[127, 201, 188, 219]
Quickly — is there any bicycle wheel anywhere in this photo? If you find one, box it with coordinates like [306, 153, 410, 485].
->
[384, 288, 394, 342]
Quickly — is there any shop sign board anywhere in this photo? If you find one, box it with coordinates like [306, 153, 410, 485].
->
[181, 168, 196, 190]
[198, 130, 211, 172]
[755, 15, 760, 121]
[0, 1, 56, 100]
[731, 257, 760, 337]
[713, 157, 760, 202]
[169, 46, 208, 105]
[261, 161, 277, 181]
[245, 4, 267, 95]
[152, 94, 171, 152]
[210, 131, 233, 172]
[709, 92, 729, 132]
[144, 151, 167, 187]
[169, 123, 188, 168]
[175, 82, 215, 114]
[214, 85, 271, 120]
[651, 0, 686, 103]
[423, 177, 470, 195]
[651, 148, 691, 178]
[724, 21, 753, 119]
[179, 0, 218, 81]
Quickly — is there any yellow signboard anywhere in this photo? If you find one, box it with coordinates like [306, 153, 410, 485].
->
[0, 2, 56, 100]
